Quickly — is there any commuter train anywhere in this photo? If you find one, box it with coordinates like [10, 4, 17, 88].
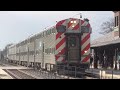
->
[7, 17, 92, 72]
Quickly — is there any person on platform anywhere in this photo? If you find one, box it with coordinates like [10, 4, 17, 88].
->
[90, 55, 93, 68]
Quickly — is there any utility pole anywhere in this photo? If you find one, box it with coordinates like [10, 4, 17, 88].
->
[42, 42, 44, 68]
[34, 39, 36, 69]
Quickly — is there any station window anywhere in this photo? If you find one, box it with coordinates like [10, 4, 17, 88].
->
[115, 16, 119, 27]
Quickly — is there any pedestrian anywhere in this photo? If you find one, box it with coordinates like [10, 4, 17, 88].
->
[90, 55, 93, 68]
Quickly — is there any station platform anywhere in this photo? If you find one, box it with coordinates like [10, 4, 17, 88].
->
[0, 68, 13, 79]
[86, 68, 120, 79]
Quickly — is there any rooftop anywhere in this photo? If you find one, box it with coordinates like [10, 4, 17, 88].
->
[91, 31, 120, 48]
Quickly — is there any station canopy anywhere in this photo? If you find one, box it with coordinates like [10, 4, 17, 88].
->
[91, 31, 120, 48]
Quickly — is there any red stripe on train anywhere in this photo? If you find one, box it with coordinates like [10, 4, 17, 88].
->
[55, 55, 59, 60]
[82, 55, 90, 62]
[68, 19, 74, 28]
[55, 48, 65, 61]
[73, 23, 79, 30]
[56, 33, 63, 39]
[81, 33, 90, 45]
[56, 37, 66, 50]
[56, 20, 66, 27]
[81, 20, 84, 25]
[81, 43, 90, 55]
[86, 23, 90, 28]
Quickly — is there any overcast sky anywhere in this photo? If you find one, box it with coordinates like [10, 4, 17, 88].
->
[0, 11, 114, 50]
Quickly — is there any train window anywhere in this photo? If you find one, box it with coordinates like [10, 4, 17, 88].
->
[51, 48, 53, 54]
[48, 30, 50, 35]
[52, 29, 54, 33]
[45, 31, 47, 36]
[81, 26, 89, 33]
[47, 49, 48, 54]
[52, 29, 55, 34]
[69, 37, 76, 47]
[48, 48, 50, 54]
[54, 29, 56, 33]
[50, 30, 51, 34]
[56, 25, 66, 33]
[45, 49, 48, 54]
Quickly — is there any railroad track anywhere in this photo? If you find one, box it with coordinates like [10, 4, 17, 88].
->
[84, 72, 99, 79]
[56, 69, 99, 79]
[3, 69, 36, 79]
[20, 69, 67, 79]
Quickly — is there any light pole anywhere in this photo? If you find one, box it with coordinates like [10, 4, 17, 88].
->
[19, 47, 20, 65]
[27, 44, 29, 67]
[42, 42, 44, 68]
[34, 39, 36, 69]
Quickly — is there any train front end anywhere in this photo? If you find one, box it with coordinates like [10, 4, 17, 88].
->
[55, 18, 92, 69]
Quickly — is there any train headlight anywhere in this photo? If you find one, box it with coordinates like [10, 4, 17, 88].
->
[84, 50, 87, 53]
[72, 25, 75, 27]
[70, 20, 76, 24]
[74, 21, 76, 23]
[71, 21, 73, 23]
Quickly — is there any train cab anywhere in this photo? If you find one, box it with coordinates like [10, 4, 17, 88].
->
[55, 18, 92, 69]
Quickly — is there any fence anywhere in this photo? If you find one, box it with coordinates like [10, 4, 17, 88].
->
[87, 68, 120, 79]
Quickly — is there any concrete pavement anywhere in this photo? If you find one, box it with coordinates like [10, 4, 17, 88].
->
[0, 68, 13, 79]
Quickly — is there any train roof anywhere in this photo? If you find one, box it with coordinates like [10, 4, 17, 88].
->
[11, 25, 55, 47]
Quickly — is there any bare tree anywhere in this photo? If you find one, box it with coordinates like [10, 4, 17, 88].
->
[99, 18, 114, 35]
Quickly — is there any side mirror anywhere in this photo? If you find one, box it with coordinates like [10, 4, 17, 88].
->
[56, 25, 66, 33]
[81, 26, 91, 33]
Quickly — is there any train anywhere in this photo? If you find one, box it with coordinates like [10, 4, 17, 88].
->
[6, 17, 92, 72]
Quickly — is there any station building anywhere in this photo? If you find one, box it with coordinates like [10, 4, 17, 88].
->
[91, 11, 120, 70]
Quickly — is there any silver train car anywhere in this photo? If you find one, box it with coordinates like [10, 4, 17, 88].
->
[7, 17, 92, 71]
[8, 26, 56, 70]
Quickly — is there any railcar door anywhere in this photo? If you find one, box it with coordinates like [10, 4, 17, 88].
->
[66, 34, 80, 63]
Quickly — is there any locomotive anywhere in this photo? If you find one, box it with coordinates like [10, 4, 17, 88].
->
[7, 17, 92, 72]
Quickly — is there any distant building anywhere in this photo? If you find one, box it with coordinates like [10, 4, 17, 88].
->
[113, 11, 120, 38]
[91, 11, 120, 47]
[91, 11, 120, 69]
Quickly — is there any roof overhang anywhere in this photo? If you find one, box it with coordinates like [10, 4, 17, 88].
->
[91, 38, 120, 48]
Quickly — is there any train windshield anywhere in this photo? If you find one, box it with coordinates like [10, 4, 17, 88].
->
[69, 37, 76, 47]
